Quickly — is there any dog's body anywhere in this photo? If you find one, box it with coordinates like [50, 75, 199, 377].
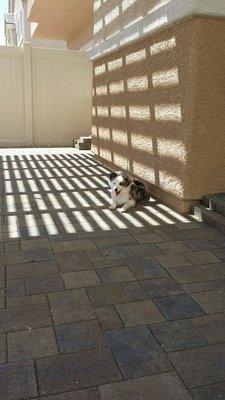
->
[108, 171, 147, 212]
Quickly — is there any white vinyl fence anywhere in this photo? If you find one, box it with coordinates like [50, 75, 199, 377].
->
[0, 43, 92, 147]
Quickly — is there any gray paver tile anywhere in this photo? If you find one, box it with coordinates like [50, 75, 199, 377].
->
[121, 281, 148, 301]
[0, 288, 5, 308]
[150, 320, 207, 351]
[6, 279, 25, 298]
[106, 326, 172, 379]
[7, 294, 47, 308]
[132, 233, 165, 244]
[140, 277, 184, 298]
[129, 244, 163, 256]
[21, 238, 51, 251]
[157, 241, 190, 254]
[7, 260, 59, 279]
[125, 256, 168, 279]
[36, 348, 122, 396]
[96, 306, 123, 331]
[55, 320, 106, 353]
[22, 247, 53, 263]
[0, 360, 38, 399]
[40, 387, 101, 399]
[52, 240, 96, 253]
[153, 294, 205, 320]
[181, 280, 220, 293]
[184, 250, 221, 264]
[191, 382, 225, 400]
[183, 238, 218, 251]
[169, 264, 223, 284]
[0, 334, 6, 362]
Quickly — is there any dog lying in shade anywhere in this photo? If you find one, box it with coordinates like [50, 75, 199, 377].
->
[108, 171, 147, 212]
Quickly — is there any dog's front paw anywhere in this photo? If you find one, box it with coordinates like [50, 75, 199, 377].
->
[120, 206, 127, 213]
[109, 204, 117, 210]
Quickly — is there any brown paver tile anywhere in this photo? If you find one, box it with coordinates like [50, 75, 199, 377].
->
[186, 227, 225, 239]
[184, 250, 221, 264]
[94, 236, 137, 248]
[191, 382, 225, 400]
[8, 327, 58, 361]
[0, 288, 5, 308]
[0, 268, 5, 288]
[0, 360, 38, 399]
[96, 306, 123, 331]
[154, 226, 190, 241]
[87, 284, 129, 307]
[5, 240, 21, 252]
[7, 260, 59, 279]
[169, 264, 223, 284]
[122, 281, 148, 301]
[52, 240, 96, 253]
[0, 305, 51, 333]
[181, 281, 220, 293]
[116, 300, 165, 327]
[157, 241, 190, 254]
[191, 290, 225, 314]
[169, 344, 225, 387]
[56, 251, 92, 272]
[55, 320, 106, 353]
[36, 348, 122, 396]
[86, 247, 105, 261]
[211, 248, 225, 261]
[7, 293, 47, 308]
[102, 246, 134, 258]
[21, 238, 51, 251]
[62, 270, 100, 289]
[212, 261, 225, 275]
[150, 320, 207, 352]
[129, 244, 163, 256]
[183, 238, 218, 251]
[140, 277, 184, 298]
[99, 371, 192, 400]
[0, 334, 6, 362]
[6, 279, 25, 298]
[132, 232, 164, 243]
[92, 258, 125, 269]
[40, 387, 101, 399]
[48, 289, 96, 325]
[191, 314, 225, 343]
[22, 247, 53, 263]
[26, 274, 64, 294]
[0, 252, 21, 266]
[154, 253, 192, 269]
[96, 266, 135, 284]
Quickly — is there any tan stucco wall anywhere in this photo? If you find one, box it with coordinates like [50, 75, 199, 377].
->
[92, 16, 225, 212]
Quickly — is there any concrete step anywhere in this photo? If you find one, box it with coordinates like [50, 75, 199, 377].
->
[203, 193, 225, 217]
[73, 136, 92, 150]
[191, 203, 225, 235]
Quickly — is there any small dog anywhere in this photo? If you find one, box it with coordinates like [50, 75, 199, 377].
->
[108, 171, 147, 212]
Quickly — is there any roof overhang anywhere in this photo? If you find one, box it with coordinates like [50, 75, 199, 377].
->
[27, 0, 93, 48]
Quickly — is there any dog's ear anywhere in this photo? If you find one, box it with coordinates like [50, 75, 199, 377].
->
[109, 171, 121, 180]
[121, 174, 131, 186]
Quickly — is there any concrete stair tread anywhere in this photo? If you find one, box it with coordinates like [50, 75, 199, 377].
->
[192, 203, 225, 234]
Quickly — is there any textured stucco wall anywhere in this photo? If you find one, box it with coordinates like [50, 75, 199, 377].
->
[92, 16, 225, 211]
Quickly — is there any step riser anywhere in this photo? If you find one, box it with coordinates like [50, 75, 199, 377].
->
[203, 196, 225, 217]
[192, 204, 225, 235]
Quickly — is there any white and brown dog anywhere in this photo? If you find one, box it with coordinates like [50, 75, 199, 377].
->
[108, 171, 147, 212]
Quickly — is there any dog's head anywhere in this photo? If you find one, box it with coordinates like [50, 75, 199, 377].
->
[108, 171, 131, 196]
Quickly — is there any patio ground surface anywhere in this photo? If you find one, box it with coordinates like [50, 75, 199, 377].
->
[0, 148, 225, 400]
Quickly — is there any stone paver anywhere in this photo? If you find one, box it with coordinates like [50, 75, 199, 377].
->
[99, 371, 192, 400]
[106, 326, 172, 379]
[116, 300, 165, 326]
[1, 148, 225, 399]
[8, 327, 58, 361]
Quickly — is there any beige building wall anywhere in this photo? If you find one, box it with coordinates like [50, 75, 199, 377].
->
[92, 15, 225, 212]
